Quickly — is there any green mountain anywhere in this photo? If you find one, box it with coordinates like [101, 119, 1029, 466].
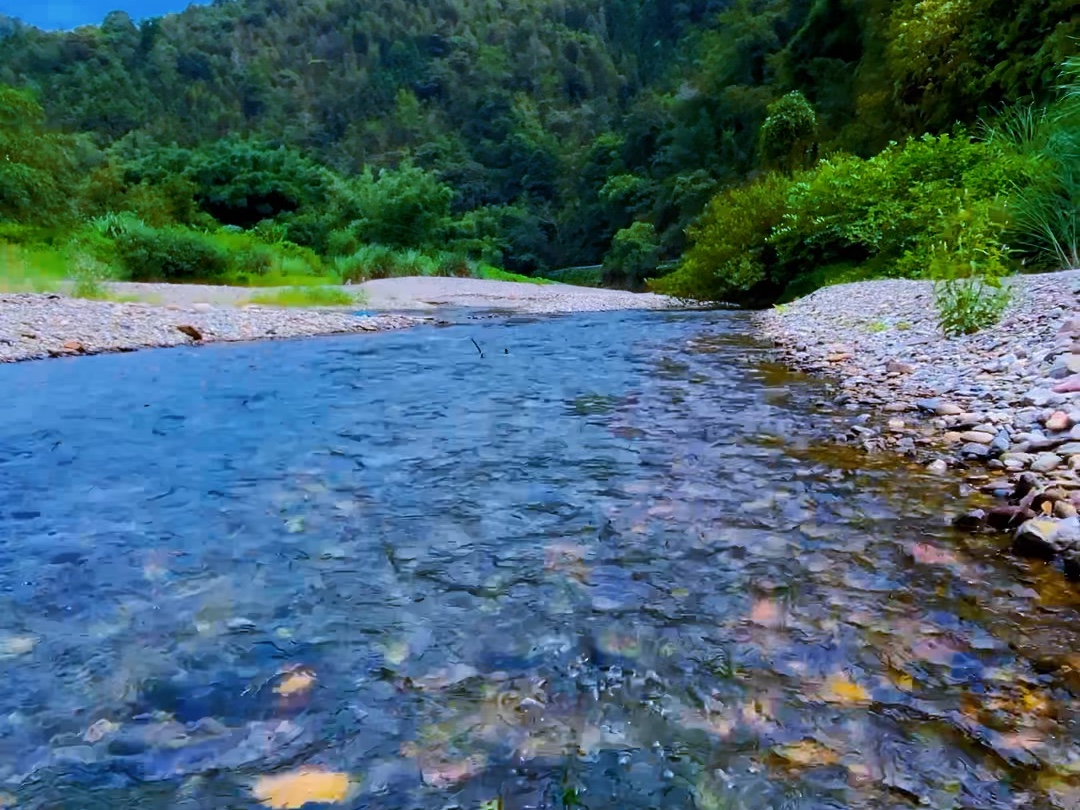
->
[0, 0, 1075, 279]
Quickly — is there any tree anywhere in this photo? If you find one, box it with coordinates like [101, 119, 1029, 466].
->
[759, 91, 818, 173]
[0, 86, 78, 225]
[603, 221, 661, 289]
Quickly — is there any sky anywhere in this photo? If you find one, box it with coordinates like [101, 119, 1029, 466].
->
[0, 0, 209, 30]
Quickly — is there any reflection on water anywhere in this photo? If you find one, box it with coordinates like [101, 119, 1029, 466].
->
[1, 311, 1079, 809]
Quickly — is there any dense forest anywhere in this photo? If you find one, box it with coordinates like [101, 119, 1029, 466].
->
[0, 0, 1076, 315]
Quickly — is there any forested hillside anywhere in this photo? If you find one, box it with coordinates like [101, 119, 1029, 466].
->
[0, 0, 1076, 302]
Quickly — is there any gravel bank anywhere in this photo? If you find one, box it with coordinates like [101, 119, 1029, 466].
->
[0, 294, 422, 363]
[759, 270, 1080, 579]
[355, 276, 677, 312]
[99, 277, 679, 313]
[1, 277, 678, 363]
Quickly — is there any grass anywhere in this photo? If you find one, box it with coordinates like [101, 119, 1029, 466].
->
[247, 286, 362, 307]
[222, 271, 340, 288]
[476, 265, 553, 284]
[0, 242, 68, 292]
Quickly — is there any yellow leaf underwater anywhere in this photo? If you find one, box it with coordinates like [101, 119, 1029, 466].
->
[251, 768, 352, 809]
[274, 667, 317, 697]
[771, 738, 840, 768]
[821, 672, 871, 705]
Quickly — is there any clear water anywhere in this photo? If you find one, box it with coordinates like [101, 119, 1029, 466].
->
[1, 311, 1078, 809]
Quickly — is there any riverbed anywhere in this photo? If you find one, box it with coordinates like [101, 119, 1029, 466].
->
[1, 310, 1079, 809]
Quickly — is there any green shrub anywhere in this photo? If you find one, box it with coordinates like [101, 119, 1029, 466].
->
[115, 226, 228, 282]
[603, 221, 661, 289]
[927, 199, 1013, 334]
[651, 173, 791, 304]
[935, 278, 1011, 335]
[759, 91, 818, 174]
[433, 251, 476, 278]
[70, 254, 112, 299]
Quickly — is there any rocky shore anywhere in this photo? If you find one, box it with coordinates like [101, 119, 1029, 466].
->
[0, 293, 424, 363]
[759, 270, 1080, 579]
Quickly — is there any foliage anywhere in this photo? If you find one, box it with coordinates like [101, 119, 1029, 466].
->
[247, 286, 359, 308]
[653, 174, 792, 304]
[0, 87, 78, 226]
[115, 225, 229, 282]
[935, 278, 1011, 336]
[348, 163, 454, 249]
[759, 92, 819, 174]
[0, 0, 1073, 283]
[926, 200, 1013, 335]
[997, 59, 1080, 270]
[541, 266, 604, 287]
[603, 222, 661, 289]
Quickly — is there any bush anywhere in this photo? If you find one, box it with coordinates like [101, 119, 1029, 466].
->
[759, 91, 818, 174]
[652, 173, 791, 304]
[115, 226, 228, 282]
[603, 221, 661, 289]
[926, 199, 1013, 335]
[935, 278, 1011, 336]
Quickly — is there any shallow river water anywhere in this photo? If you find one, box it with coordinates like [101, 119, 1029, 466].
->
[2, 311, 1080, 809]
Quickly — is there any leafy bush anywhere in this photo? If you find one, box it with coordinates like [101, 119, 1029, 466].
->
[70, 254, 112, 299]
[349, 162, 454, 248]
[603, 221, 661, 289]
[652, 173, 791, 304]
[759, 91, 818, 173]
[115, 226, 228, 282]
[935, 278, 1011, 336]
[926, 199, 1013, 334]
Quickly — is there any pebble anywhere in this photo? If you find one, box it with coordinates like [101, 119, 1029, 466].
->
[759, 270, 1080, 583]
[0, 293, 427, 363]
[1032, 453, 1064, 473]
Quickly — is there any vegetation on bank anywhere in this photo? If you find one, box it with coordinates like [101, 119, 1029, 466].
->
[0, 0, 1076, 323]
[654, 58, 1080, 332]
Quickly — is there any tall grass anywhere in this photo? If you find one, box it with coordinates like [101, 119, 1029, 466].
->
[989, 59, 1080, 270]
[247, 286, 361, 307]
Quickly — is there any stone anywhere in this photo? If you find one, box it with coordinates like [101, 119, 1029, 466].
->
[883, 402, 909, 413]
[1025, 388, 1060, 407]
[176, 324, 204, 341]
[886, 360, 914, 374]
[959, 443, 992, 459]
[1046, 411, 1073, 432]
[1031, 452, 1064, 473]
[1012, 473, 1041, 504]
[61, 339, 85, 353]
[887, 418, 906, 431]
[987, 506, 1037, 531]
[1057, 502, 1080, 519]
[1053, 375, 1080, 395]
[953, 509, 986, 531]
[927, 459, 949, 475]
[915, 398, 942, 413]
[192, 302, 214, 313]
[935, 403, 964, 416]
[1053, 442, 1080, 456]
[958, 431, 995, 445]
[991, 430, 1012, 454]
[1013, 517, 1080, 560]
[1002, 453, 1033, 470]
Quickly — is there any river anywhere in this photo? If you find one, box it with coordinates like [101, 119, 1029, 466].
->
[1, 311, 1078, 809]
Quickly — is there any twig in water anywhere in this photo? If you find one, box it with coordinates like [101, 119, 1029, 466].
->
[470, 338, 484, 358]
